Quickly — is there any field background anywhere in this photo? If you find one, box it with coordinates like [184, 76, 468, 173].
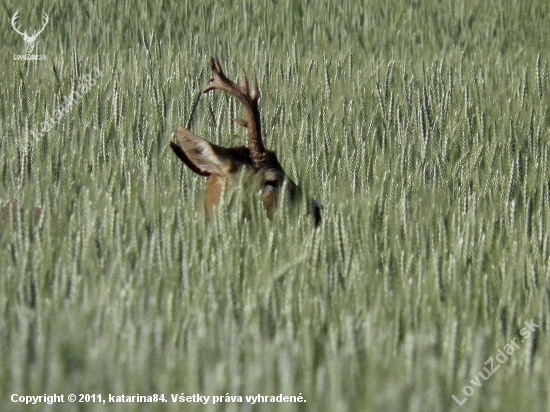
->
[1, 0, 550, 411]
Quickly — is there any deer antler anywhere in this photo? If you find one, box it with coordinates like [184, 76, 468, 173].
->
[31, 13, 49, 40]
[11, 11, 27, 38]
[11, 11, 48, 42]
[203, 57, 266, 170]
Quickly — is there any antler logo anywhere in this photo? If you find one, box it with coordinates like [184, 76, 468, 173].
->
[11, 11, 49, 55]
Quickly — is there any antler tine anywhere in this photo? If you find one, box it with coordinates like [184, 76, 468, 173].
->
[38, 14, 49, 32]
[11, 11, 26, 36]
[212, 56, 223, 77]
[251, 74, 259, 101]
[31, 14, 48, 38]
[241, 69, 249, 96]
[202, 57, 266, 169]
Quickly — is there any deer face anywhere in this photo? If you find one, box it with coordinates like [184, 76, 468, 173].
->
[170, 58, 321, 226]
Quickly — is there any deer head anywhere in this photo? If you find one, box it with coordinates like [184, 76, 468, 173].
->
[11, 11, 49, 54]
[170, 57, 321, 226]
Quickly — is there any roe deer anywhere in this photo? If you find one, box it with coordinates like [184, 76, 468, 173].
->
[170, 57, 321, 226]
[1, 198, 42, 223]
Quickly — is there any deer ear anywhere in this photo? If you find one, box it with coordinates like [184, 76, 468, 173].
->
[171, 127, 227, 177]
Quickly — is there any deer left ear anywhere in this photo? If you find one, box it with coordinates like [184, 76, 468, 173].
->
[171, 126, 228, 177]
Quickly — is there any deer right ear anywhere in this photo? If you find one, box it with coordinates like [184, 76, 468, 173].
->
[170, 126, 226, 177]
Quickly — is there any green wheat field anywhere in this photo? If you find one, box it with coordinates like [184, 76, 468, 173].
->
[2, 0, 550, 411]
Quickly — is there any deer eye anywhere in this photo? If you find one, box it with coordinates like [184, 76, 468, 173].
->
[265, 180, 280, 188]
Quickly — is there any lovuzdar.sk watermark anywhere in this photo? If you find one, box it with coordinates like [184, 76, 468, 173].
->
[452, 319, 540, 406]
[14, 54, 46, 61]
[11, 10, 48, 61]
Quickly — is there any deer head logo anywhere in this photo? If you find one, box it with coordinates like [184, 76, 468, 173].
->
[170, 58, 322, 226]
[11, 11, 49, 55]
